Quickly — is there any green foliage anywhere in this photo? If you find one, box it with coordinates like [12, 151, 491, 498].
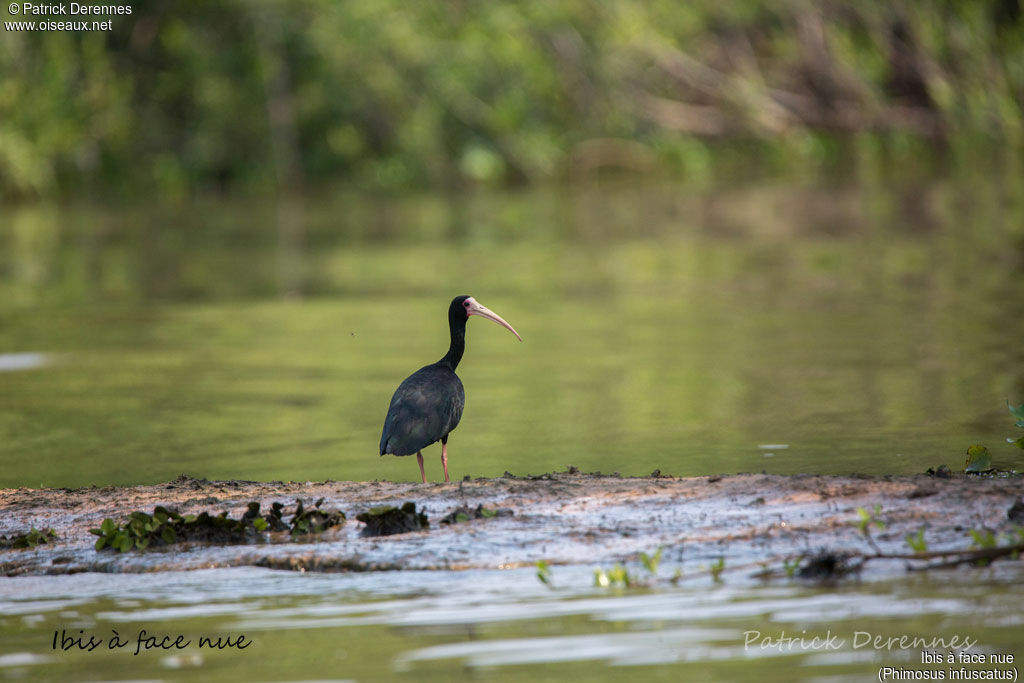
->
[3, 2, 1024, 199]
[964, 445, 993, 473]
[536, 560, 552, 586]
[709, 557, 726, 583]
[962, 401, 1024, 472]
[905, 528, 928, 553]
[439, 504, 508, 525]
[783, 557, 801, 578]
[289, 498, 346, 537]
[90, 505, 264, 552]
[355, 502, 428, 537]
[1009, 401, 1024, 428]
[594, 564, 632, 588]
[856, 505, 886, 533]
[0, 527, 57, 549]
[968, 529, 998, 550]
[89, 500, 343, 552]
[1008, 402, 1024, 450]
[639, 547, 663, 575]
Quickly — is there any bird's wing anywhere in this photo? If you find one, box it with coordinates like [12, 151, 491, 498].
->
[380, 367, 460, 456]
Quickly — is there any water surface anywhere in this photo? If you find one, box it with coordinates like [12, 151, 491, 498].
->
[1, 179, 1022, 486]
[1, 566, 1022, 682]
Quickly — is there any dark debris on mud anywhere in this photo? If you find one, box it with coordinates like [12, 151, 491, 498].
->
[439, 504, 513, 525]
[356, 502, 428, 537]
[2, 471, 1023, 579]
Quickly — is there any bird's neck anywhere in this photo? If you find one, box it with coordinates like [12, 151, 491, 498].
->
[439, 318, 466, 371]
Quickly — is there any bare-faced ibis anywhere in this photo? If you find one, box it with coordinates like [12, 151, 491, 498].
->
[379, 296, 521, 483]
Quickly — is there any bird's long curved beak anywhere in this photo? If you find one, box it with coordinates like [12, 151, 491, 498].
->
[465, 297, 522, 341]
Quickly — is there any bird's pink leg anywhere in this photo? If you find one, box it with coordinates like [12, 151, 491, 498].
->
[416, 451, 426, 484]
[441, 442, 450, 483]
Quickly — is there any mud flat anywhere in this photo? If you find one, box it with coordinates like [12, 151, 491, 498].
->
[1, 471, 1022, 579]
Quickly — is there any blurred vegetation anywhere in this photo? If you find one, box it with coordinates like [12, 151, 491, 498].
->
[2, 0, 1023, 200]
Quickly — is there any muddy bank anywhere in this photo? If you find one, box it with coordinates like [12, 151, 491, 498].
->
[1, 472, 1021, 578]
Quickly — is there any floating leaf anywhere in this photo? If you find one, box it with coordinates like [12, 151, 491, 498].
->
[1008, 400, 1024, 422]
[965, 445, 992, 473]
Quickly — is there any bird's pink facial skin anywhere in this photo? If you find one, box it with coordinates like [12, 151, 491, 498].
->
[463, 297, 522, 341]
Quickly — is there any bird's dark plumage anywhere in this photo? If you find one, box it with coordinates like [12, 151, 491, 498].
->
[378, 295, 520, 483]
[379, 364, 464, 456]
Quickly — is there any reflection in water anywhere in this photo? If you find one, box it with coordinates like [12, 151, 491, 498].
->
[0, 179, 1022, 486]
[0, 353, 49, 372]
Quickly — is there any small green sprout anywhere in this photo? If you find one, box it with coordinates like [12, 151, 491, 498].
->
[905, 527, 928, 553]
[968, 529, 998, 549]
[640, 547, 663, 575]
[594, 564, 632, 588]
[964, 445, 992, 473]
[536, 560, 552, 586]
[709, 557, 725, 582]
[856, 505, 886, 533]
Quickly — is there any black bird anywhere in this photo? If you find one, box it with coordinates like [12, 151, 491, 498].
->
[379, 295, 521, 483]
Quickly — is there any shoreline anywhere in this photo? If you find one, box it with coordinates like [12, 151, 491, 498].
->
[2, 472, 1021, 578]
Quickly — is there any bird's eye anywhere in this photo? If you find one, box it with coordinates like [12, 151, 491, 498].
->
[463, 301, 470, 307]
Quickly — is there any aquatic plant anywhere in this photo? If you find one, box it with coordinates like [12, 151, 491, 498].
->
[1008, 401, 1024, 451]
[355, 502, 428, 537]
[964, 445, 993, 473]
[855, 505, 886, 554]
[439, 504, 511, 525]
[905, 528, 928, 553]
[289, 499, 346, 538]
[593, 564, 632, 588]
[91, 506, 265, 552]
[90, 500, 346, 552]
[962, 401, 1024, 474]
[0, 527, 57, 550]
[639, 547, 663, 576]
[536, 560, 552, 586]
[709, 557, 726, 583]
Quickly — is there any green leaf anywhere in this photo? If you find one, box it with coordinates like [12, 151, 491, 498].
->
[710, 557, 726, 582]
[95, 536, 107, 551]
[1008, 401, 1024, 421]
[161, 526, 177, 544]
[969, 529, 997, 549]
[965, 445, 992, 473]
[100, 518, 117, 535]
[480, 507, 497, 518]
[1009, 436, 1024, 450]
[114, 532, 132, 552]
[536, 560, 551, 585]
[252, 517, 269, 532]
[905, 528, 928, 553]
[640, 547, 663, 575]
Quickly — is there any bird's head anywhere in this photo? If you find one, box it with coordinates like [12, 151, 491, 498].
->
[450, 295, 522, 341]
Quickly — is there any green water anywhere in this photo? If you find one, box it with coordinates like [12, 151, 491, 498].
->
[1, 178, 1023, 487]
[1, 567, 1022, 682]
